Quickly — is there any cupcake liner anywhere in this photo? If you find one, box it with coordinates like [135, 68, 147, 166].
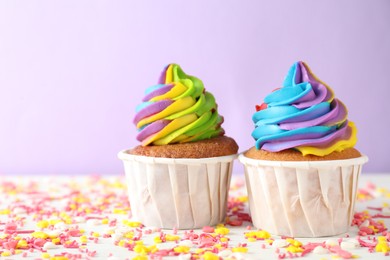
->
[118, 150, 236, 229]
[239, 154, 368, 237]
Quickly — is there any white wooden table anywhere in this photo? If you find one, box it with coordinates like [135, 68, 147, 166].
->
[0, 173, 389, 259]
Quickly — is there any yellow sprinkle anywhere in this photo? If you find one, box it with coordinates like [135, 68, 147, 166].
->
[32, 231, 48, 239]
[124, 232, 134, 239]
[50, 257, 69, 260]
[174, 246, 190, 253]
[286, 238, 302, 247]
[134, 245, 149, 254]
[135, 241, 144, 245]
[52, 238, 61, 244]
[49, 219, 62, 225]
[17, 239, 28, 248]
[247, 237, 257, 242]
[118, 240, 127, 247]
[196, 248, 205, 254]
[15, 250, 22, 254]
[80, 235, 88, 244]
[79, 229, 85, 234]
[213, 243, 223, 249]
[42, 252, 51, 258]
[220, 237, 229, 242]
[154, 237, 162, 244]
[216, 223, 225, 228]
[215, 227, 230, 235]
[37, 220, 49, 229]
[1, 251, 11, 257]
[0, 209, 11, 215]
[375, 241, 390, 253]
[92, 232, 100, 238]
[102, 218, 109, 224]
[378, 236, 387, 242]
[238, 196, 248, 202]
[166, 234, 180, 241]
[132, 256, 148, 260]
[232, 247, 248, 253]
[122, 220, 142, 227]
[286, 245, 304, 253]
[265, 239, 274, 245]
[113, 208, 129, 215]
[202, 251, 219, 260]
[148, 245, 158, 254]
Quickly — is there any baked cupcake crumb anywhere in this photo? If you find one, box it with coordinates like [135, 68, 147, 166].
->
[244, 147, 361, 161]
[129, 136, 238, 158]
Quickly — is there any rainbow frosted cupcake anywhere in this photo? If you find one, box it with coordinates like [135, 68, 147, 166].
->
[118, 64, 238, 229]
[239, 61, 368, 237]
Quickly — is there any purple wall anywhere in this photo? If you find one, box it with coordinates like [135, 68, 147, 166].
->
[1, 1, 389, 175]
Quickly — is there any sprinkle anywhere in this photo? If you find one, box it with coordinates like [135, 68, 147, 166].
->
[202, 226, 215, 233]
[272, 239, 289, 248]
[215, 226, 230, 235]
[202, 251, 219, 260]
[173, 246, 190, 253]
[313, 246, 328, 254]
[43, 242, 57, 250]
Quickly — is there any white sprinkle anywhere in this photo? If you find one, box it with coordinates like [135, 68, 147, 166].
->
[272, 239, 289, 248]
[178, 254, 191, 260]
[218, 249, 232, 258]
[43, 242, 56, 250]
[359, 219, 370, 228]
[112, 233, 123, 241]
[232, 252, 245, 260]
[341, 239, 360, 249]
[46, 230, 60, 238]
[179, 240, 194, 248]
[325, 239, 338, 247]
[54, 222, 67, 230]
[313, 246, 328, 254]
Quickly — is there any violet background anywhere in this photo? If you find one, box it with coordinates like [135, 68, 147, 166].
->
[0, 0, 389, 175]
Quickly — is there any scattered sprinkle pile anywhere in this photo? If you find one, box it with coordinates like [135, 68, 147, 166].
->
[0, 175, 390, 259]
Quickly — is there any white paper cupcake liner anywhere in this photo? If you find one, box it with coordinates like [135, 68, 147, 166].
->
[239, 154, 368, 237]
[118, 150, 237, 229]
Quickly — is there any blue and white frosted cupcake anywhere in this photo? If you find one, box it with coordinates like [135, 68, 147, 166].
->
[239, 61, 368, 237]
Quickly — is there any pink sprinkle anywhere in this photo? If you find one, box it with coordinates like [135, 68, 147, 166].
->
[246, 226, 252, 230]
[261, 244, 266, 249]
[328, 245, 353, 259]
[68, 229, 82, 237]
[202, 226, 215, 233]
[34, 238, 46, 247]
[22, 252, 28, 257]
[4, 223, 17, 234]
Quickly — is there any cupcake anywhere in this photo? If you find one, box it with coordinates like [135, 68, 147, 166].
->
[118, 64, 238, 229]
[239, 61, 368, 237]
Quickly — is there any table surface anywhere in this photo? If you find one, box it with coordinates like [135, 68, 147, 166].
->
[1, 173, 390, 260]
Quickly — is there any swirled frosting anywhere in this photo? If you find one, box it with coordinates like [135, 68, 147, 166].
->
[252, 61, 357, 156]
[134, 64, 224, 146]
